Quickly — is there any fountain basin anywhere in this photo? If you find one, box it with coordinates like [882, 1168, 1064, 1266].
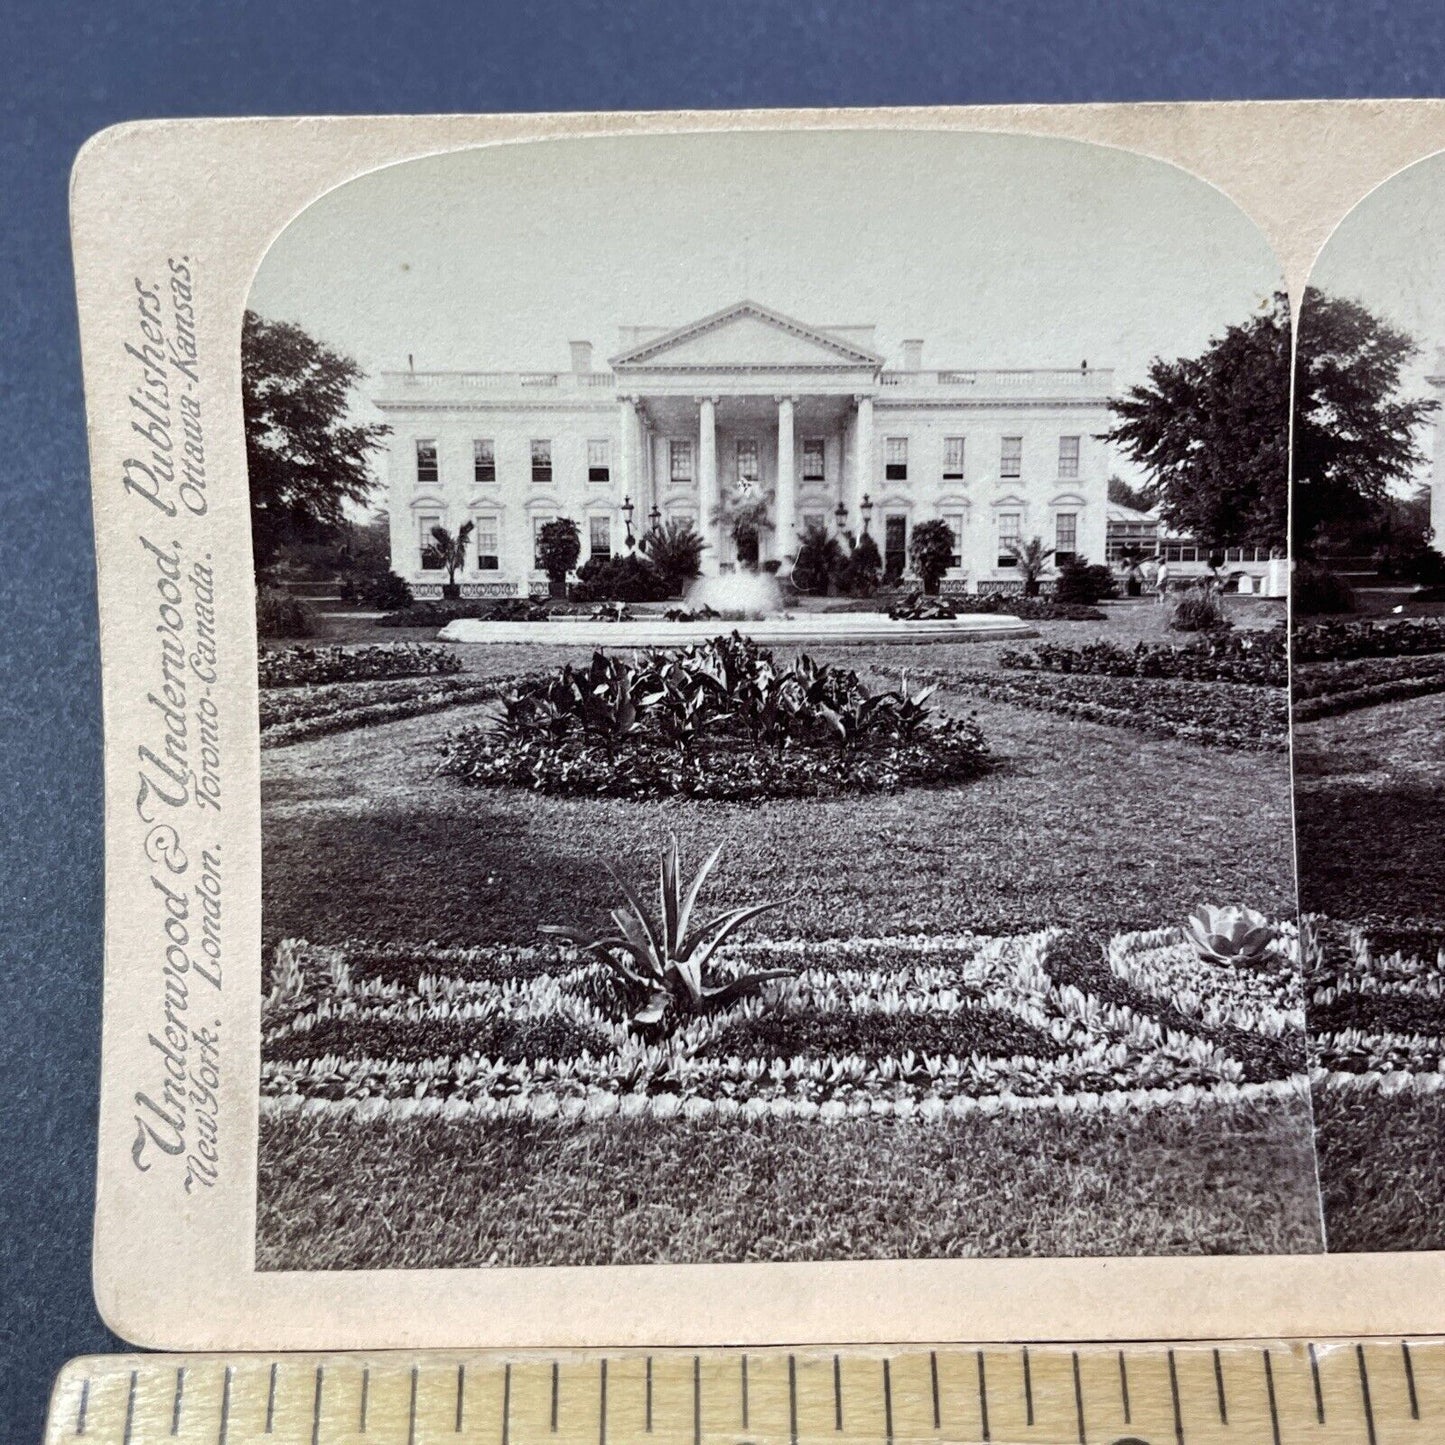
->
[437, 612, 1038, 647]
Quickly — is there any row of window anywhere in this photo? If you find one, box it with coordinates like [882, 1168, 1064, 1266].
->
[413, 508, 1080, 574]
[413, 433, 1085, 486]
[416, 438, 610, 487]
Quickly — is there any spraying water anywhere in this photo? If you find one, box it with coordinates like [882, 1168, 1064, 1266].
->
[683, 571, 785, 617]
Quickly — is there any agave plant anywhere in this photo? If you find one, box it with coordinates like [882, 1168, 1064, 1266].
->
[541, 836, 792, 1026]
[1185, 906, 1277, 965]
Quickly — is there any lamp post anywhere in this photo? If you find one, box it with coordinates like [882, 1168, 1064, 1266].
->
[648, 504, 662, 532]
[834, 499, 848, 532]
[861, 493, 874, 534]
[622, 495, 635, 549]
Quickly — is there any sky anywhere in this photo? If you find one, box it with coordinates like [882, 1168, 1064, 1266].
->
[249, 128, 1286, 489]
[1307, 149, 1445, 494]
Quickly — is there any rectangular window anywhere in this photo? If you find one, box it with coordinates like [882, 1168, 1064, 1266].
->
[415, 439, 439, 485]
[884, 515, 908, 577]
[944, 512, 966, 569]
[589, 514, 612, 561]
[532, 516, 554, 569]
[1058, 435, 1081, 480]
[1055, 511, 1078, 564]
[802, 439, 825, 481]
[669, 439, 694, 484]
[885, 436, 908, 481]
[997, 511, 1021, 567]
[587, 439, 610, 483]
[943, 436, 966, 480]
[801, 510, 826, 534]
[418, 512, 443, 571]
[736, 438, 760, 485]
[472, 439, 495, 484]
[475, 516, 500, 571]
[530, 439, 552, 484]
[1001, 436, 1022, 478]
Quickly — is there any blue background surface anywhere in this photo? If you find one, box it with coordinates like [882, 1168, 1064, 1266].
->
[5, 0, 1445, 1435]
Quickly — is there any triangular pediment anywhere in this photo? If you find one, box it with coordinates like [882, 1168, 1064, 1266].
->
[610, 301, 882, 371]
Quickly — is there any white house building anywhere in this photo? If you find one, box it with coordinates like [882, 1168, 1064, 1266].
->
[374, 300, 1113, 597]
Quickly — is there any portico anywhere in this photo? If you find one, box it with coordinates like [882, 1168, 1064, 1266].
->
[373, 299, 1114, 597]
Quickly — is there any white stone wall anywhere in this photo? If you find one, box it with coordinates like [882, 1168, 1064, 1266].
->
[381, 404, 622, 591]
[377, 389, 1113, 593]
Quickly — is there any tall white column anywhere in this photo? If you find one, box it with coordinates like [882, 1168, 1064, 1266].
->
[618, 396, 639, 517]
[699, 396, 719, 574]
[775, 395, 795, 568]
[853, 394, 875, 529]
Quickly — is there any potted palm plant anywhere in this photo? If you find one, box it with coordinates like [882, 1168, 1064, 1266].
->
[430, 520, 475, 600]
[1005, 535, 1055, 598]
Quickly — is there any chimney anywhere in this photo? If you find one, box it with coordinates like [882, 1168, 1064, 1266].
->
[570, 340, 593, 374]
[901, 339, 924, 371]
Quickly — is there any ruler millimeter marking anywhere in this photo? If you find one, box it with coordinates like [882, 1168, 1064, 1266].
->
[45, 1339, 1445, 1444]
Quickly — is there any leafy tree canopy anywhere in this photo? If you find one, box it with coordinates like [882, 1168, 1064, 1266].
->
[1107, 475, 1158, 512]
[1104, 294, 1289, 551]
[1293, 288, 1438, 553]
[242, 310, 390, 570]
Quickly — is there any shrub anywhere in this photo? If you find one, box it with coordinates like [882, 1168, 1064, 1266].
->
[950, 595, 1106, 622]
[1003, 536, 1054, 597]
[1054, 557, 1117, 606]
[791, 522, 847, 595]
[571, 553, 674, 603]
[354, 571, 413, 611]
[536, 517, 581, 595]
[908, 519, 956, 595]
[640, 520, 705, 593]
[441, 633, 990, 800]
[840, 531, 883, 597]
[258, 642, 463, 688]
[256, 587, 314, 638]
[1292, 561, 1356, 616]
[1169, 587, 1231, 632]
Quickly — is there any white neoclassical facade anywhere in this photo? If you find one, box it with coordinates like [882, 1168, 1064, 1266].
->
[374, 301, 1114, 597]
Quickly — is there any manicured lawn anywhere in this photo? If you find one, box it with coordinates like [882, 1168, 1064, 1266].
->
[1294, 692, 1445, 920]
[1312, 1089, 1445, 1253]
[256, 1095, 1323, 1269]
[260, 650, 1294, 949]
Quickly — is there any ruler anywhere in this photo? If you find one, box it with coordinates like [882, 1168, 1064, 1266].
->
[43, 1341, 1442, 1444]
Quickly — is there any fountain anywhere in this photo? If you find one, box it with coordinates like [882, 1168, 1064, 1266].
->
[437, 565, 1037, 645]
[683, 569, 784, 618]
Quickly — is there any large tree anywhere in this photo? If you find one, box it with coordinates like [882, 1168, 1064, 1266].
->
[1104, 294, 1290, 552]
[242, 310, 391, 570]
[1293, 288, 1437, 553]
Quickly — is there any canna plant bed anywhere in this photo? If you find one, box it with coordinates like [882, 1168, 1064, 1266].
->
[440, 633, 990, 800]
[903, 668, 1287, 751]
[260, 923, 1307, 1123]
[258, 642, 463, 688]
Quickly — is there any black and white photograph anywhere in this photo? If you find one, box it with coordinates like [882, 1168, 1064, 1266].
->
[246, 128, 1310, 1271]
[1292, 153, 1445, 1253]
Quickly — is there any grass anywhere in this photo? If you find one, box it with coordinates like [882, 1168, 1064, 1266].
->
[256, 1094, 1323, 1269]
[1312, 1088, 1445, 1252]
[261, 656, 1294, 949]
[1294, 692, 1445, 920]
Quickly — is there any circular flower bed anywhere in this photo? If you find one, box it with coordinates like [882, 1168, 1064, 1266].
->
[439, 632, 990, 800]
